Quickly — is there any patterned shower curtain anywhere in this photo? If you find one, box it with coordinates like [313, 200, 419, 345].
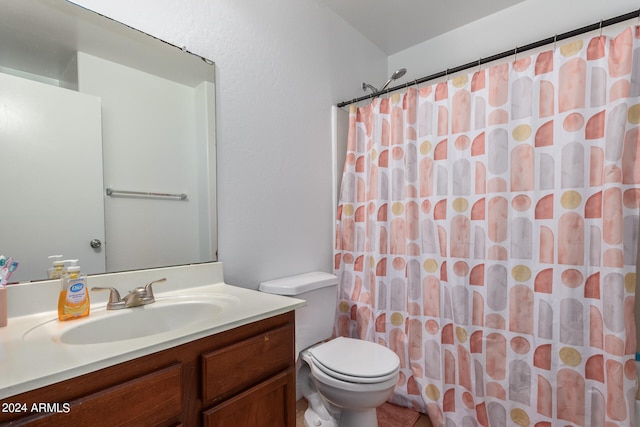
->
[334, 25, 640, 426]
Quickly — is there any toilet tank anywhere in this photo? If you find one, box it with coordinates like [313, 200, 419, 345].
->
[259, 272, 338, 353]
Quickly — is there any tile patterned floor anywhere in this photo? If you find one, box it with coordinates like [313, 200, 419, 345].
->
[296, 399, 433, 427]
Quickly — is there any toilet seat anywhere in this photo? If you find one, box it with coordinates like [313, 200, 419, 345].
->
[307, 355, 400, 394]
[307, 337, 400, 384]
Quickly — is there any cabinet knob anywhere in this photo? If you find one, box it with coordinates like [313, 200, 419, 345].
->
[90, 239, 102, 249]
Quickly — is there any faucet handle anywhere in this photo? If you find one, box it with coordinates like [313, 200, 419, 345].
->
[143, 278, 167, 302]
[91, 286, 121, 303]
[91, 287, 125, 309]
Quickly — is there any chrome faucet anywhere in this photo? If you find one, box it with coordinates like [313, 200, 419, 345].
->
[92, 278, 167, 310]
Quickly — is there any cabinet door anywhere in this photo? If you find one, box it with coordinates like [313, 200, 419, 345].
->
[14, 364, 183, 426]
[203, 369, 295, 427]
[201, 323, 294, 405]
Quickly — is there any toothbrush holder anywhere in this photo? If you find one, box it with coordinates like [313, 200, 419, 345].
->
[0, 287, 6, 327]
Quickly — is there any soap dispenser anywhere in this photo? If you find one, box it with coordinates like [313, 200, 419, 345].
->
[47, 255, 66, 279]
[58, 259, 90, 321]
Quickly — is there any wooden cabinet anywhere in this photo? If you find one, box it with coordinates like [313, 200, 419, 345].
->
[0, 311, 296, 427]
[203, 370, 294, 427]
[202, 323, 293, 405]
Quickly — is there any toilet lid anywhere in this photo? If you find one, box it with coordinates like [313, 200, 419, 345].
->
[308, 337, 400, 381]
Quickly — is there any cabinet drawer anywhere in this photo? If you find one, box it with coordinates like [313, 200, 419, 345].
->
[203, 369, 295, 427]
[202, 323, 294, 404]
[16, 364, 183, 426]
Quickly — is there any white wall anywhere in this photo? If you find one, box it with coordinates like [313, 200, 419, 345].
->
[389, 0, 640, 83]
[70, 0, 387, 288]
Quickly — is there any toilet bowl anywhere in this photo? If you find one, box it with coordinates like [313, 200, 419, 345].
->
[259, 272, 400, 427]
[301, 337, 400, 427]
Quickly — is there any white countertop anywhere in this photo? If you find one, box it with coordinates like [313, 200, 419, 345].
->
[0, 263, 305, 399]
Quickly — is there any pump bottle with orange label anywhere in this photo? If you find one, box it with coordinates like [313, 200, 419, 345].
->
[58, 259, 90, 321]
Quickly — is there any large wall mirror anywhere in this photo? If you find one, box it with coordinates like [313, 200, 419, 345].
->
[0, 0, 217, 283]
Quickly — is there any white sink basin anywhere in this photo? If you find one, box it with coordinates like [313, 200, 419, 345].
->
[61, 300, 224, 344]
[23, 294, 240, 345]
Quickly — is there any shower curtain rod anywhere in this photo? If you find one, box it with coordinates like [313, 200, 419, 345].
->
[337, 9, 640, 108]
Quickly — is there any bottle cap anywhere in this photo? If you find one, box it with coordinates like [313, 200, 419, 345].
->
[65, 259, 80, 272]
[48, 255, 65, 267]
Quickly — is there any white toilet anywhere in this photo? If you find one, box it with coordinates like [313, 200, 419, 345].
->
[259, 272, 400, 427]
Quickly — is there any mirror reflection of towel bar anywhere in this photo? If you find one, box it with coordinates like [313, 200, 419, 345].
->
[106, 188, 188, 200]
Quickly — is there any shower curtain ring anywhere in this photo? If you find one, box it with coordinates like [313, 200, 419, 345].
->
[478, 57, 482, 72]
[553, 34, 557, 52]
[599, 19, 603, 38]
[514, 46, 518, 63]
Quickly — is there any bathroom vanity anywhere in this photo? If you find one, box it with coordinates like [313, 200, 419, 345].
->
[0, 263, 304, 427]
[0, 312, 295, 426]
